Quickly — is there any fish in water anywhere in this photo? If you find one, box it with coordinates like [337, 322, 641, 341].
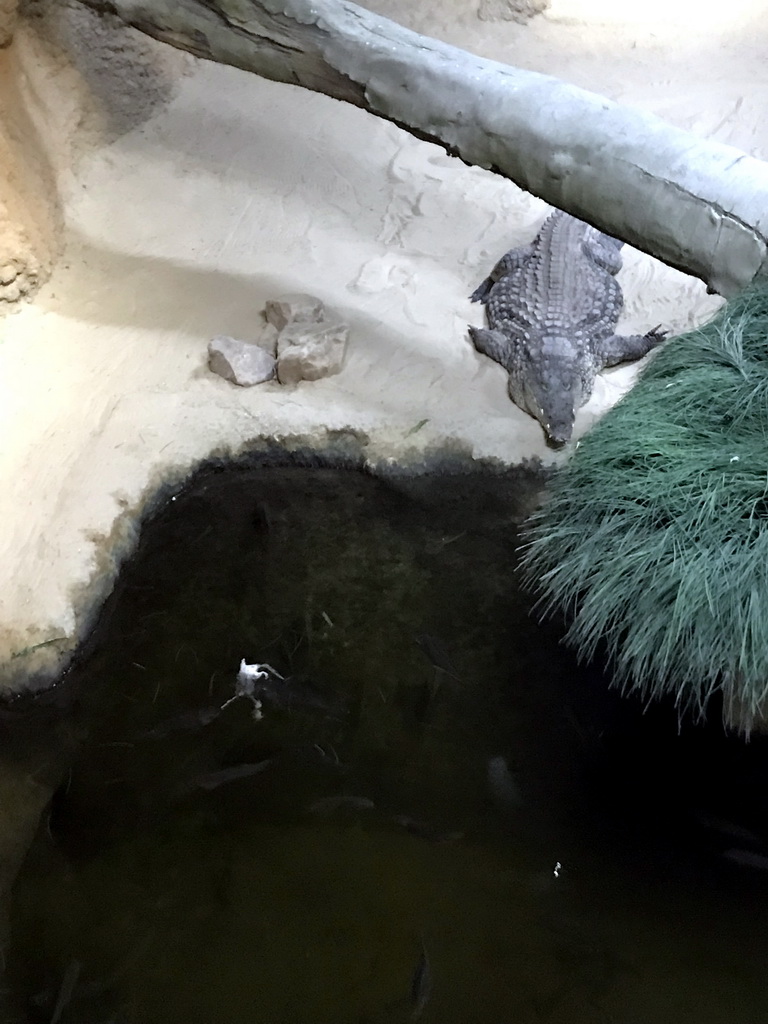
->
[722, 847, 768, 871]
[486, 755, 523, 809]
[186, 759, 273, 792]
[393, 815, 464, 844]
[693, 811, 763, 846]
[307, 794, 375, 815]
[139, 705, 222, 739]
[410, 940, 433, 1020]
[261, 675, 345, 715]
[50, 959, 81, 1024]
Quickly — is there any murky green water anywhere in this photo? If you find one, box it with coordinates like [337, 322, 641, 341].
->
[4, 459, 768, 1023]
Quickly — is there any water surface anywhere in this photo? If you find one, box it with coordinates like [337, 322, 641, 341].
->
[5, 460, 768, 1023]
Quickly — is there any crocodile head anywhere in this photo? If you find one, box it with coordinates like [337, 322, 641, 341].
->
[514, 343, 586, 447]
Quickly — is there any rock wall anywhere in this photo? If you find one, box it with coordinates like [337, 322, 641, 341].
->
[0, 0, 185, 312]
[0, 0, 18, 46]
[0, 39, 61, 306]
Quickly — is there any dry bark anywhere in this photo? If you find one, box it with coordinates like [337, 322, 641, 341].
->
[76, 0, 768, 295]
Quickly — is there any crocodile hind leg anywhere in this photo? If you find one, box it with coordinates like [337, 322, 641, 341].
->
[469, 326, 513, 370]
[583, 233, 624, 275]
[599, 326, 667, 368]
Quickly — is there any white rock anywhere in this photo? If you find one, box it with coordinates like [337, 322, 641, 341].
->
[276, 320, 349, 385]
[208, 334, 276, 386]
[265, 293, 325, 331]
[0, 262, 18, 286]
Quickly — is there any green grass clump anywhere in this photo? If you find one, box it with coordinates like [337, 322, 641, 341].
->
[520, 286, 768, 729]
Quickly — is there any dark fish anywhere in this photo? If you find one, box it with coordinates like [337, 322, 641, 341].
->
[187, 760, 273, 792]
[264, 676, 344, 714]
[139, 705, 222, 739]
[722, 847, 768, 871]
[50, 959, 81, 1024]
[694, 812, 763, 846]
[393, 815, 464, 844]
[410, 941, 432, 1020]
[308, 795, 375, 815]
[414, 634, 460, 680]
[253, 501, 271, 532]
[487, 755, 522, 809]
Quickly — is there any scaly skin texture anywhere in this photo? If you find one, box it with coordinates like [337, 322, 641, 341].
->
[469, 210, 666, 446]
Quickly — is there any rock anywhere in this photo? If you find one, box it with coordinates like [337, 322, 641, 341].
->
[208, 334, 276, 386]
[0, 0, 19, 49]
[262, 292, 349, 385]
[265, 293, 325, 331]
[258, 322, 279, 355]
[0, 262, 18, 286]
[276, 320, 349, 385]
[477, 0, 550, 22]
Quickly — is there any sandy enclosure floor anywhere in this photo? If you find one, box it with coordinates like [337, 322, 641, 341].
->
[1, 0, 766, 688]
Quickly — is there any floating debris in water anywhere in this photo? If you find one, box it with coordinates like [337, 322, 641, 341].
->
[404, 418, 429, 438]
[240, 660, 284, 687]
[307, 795, 375, 815]
[553, 860, 562, 878]
[186, 759, 273, 793]
[392, 815, 464, 844]
[409, 940, 433, 1020]
[220, 659, 342, 721]
[221, 659, 284, 719]
[424, 531, 467, 555]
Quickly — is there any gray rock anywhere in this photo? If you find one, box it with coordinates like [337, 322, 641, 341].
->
[258, 322, 279, 355]
[477, 0, 550, 22]
[265, 293, 326, 331]
[276, 320, 349, 385]
[208, 334, 276, 386]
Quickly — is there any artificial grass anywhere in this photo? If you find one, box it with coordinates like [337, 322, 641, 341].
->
[520, 286, 768, 730]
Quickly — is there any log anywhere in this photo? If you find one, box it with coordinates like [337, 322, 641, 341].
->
[77, 0, 768, 296]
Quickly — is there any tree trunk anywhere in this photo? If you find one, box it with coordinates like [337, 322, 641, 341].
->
[77, 0, 768, 296]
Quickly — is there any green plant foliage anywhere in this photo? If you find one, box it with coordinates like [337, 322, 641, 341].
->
[520, 286, 768, 727]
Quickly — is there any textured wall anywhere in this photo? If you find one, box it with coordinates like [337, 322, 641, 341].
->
[0, 0, 18, 47]
[0, 43, 61, 306]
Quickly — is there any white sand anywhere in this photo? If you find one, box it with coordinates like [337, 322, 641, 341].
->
[2, 0, 765, 689]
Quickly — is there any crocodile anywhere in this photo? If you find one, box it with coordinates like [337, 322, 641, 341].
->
[468, 209, 666, 446]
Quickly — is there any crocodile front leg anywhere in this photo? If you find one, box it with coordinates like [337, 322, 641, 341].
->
[469, 245, 533, 303]
[469, 326, 514, 371]
[599, 327, 667, 368]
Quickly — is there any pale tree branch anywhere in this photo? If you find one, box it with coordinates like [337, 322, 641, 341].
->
[77, 0, 768, 295]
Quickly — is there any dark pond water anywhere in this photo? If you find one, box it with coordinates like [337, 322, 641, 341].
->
[4, 458, 768, 1023]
